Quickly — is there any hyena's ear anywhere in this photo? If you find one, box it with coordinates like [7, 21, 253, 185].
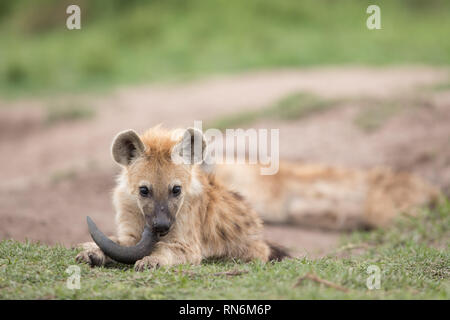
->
[172, 127, 206, 165]
[111, 129, 145, 166]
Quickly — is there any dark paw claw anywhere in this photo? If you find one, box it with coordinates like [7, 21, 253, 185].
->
[88, 252, 103, 266]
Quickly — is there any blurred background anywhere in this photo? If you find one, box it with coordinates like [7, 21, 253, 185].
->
[1, 0, 449, 96]
[0, 0, 449, 256]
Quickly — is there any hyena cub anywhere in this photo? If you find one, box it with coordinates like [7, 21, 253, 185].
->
[76, 126, 287, 271]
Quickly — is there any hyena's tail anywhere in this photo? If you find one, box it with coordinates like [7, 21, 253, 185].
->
[267, 242, 290, 261]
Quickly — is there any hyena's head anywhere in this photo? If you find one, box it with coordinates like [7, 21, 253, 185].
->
[111, 126, 206, 236]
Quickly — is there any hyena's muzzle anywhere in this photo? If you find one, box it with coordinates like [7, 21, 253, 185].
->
[145, 203, 174, 237]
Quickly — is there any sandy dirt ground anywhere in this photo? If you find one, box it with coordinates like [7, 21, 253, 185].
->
[1, 66, 449, 258]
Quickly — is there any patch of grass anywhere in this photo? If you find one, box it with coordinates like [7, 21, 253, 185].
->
[347, 199, 450, 251]
[1, 0, 450, 97]
[1, 199, 448, 299]
[353, 95, 434, 132]
[45, 103, 95, 125]
[418, 75, 450, 92]
[207, 92, 340, 130]
[209, 91, 437, 132]
[269, 92, 338, 120]
[49, 168, 78, 184]
[354, 99, 402, 132]
[428, 80, 450, 92]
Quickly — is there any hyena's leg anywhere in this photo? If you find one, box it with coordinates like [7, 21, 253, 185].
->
[233, 239, 271, 263]
[134, 242, 202, 271]
[75, 238, 114, 267]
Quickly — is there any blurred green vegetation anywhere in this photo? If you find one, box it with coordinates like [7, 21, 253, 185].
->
[0, 0, 449, 97]
[206, 92, 341, 130]
[44, 102, 95, 125]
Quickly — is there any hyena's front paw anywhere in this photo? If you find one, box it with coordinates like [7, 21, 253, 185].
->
[75, 248, 107, 267]
[134, 256, 163, 272]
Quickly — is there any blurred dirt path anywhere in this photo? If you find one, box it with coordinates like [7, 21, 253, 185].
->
[0, 66, 448, 257]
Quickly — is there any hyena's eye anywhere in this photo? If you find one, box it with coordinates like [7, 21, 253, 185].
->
[172, 185, 181, 196]
[139, 186, 150, 197]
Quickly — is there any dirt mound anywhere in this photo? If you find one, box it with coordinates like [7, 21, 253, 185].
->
[0, 168, 116, 246]
[0, 107, 44, 141]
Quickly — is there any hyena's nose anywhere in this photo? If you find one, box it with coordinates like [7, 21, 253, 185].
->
[153, 217, 171, 235]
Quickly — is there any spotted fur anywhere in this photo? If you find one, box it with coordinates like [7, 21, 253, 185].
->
[76, 126, 288, 270]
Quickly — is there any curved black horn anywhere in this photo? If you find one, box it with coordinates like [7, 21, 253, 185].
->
[86, 216, 159, 264]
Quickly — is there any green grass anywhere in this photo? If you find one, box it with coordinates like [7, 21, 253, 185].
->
[44, 102, 95, 125]
[206, 92, 340, 130]
[212, 89, 439, 134]
[1, 199, 449, 299]
[428, 80, 450, 92]
[354, 100, 402, 132]
[353, 95, 432, 132]
[49, 168, 78, 184]
[1, 0, 450, 98]
[206, 90, 434, 132]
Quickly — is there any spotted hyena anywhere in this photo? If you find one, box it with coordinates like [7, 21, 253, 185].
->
[76, 126, 287, 271]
